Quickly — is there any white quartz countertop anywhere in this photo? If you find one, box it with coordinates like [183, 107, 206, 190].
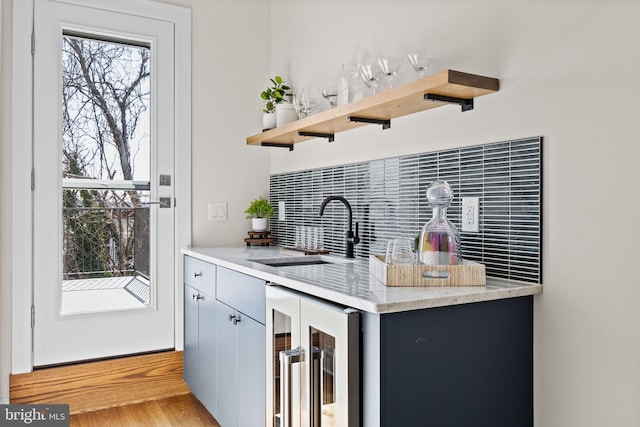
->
[182, 246, 543, 314]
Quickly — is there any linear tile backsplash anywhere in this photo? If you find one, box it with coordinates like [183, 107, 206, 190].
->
[269, 137, 542, 283]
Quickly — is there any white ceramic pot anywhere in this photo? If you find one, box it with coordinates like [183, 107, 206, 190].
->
[251, 218, 268, 232]
[262, 112, 276, 130]
[275, 103, 298, 127]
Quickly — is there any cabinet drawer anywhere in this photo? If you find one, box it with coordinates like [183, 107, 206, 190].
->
[216, 266, 266, 325]
[184, 256, 216, 296]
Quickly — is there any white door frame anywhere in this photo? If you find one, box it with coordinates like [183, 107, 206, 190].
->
[11, 0, 191, 373]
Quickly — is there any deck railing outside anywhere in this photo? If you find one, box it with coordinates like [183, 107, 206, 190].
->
[62, 205, 149, 280]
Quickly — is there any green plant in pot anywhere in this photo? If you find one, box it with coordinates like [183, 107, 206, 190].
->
[261, 75, 290, 130]
[245, 197, 275, 231]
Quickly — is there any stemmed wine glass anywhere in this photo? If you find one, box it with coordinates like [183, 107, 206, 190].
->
[377, 56, 403, 89]
[322, 87, 338, 108]
[359, 63, 380, 96]
[407, 52, 430, 79]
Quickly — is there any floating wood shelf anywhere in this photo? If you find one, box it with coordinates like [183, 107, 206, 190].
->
[246, 69, 499, 150]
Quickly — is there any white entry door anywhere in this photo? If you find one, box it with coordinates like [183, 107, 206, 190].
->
[33, 0, 176, 366]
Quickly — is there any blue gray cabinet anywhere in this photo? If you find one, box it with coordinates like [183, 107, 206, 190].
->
[362, 295, 534, 427]
[183, 256, 217, 414]
[215, 266, 266, 427]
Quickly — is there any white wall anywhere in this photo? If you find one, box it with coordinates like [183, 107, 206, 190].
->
[154, 0, 272, 246]
[270, 0, 640, 425]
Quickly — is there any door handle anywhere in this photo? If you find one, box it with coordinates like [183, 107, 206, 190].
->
[280, 347, 304, 427]
[144, 197, 171, 208]
[311, 347, 323, 427]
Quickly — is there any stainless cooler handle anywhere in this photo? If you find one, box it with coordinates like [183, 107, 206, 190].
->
[311, 347, 323, 427]
[280, 347, 304, 427]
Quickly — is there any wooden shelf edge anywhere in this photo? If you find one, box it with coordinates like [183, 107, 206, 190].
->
[246, 69, 499, 147]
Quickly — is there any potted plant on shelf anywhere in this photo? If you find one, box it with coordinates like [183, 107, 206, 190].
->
[261, 75, 291, 130]
[245, 197, 275, 231]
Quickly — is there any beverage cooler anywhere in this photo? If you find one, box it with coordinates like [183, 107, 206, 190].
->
[266, 285, 360, 427]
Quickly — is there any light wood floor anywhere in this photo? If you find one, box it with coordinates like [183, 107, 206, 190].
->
[69, 393, 220, 426]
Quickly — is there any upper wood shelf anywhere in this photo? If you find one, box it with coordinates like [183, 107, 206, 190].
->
[246, 69, 499, 149]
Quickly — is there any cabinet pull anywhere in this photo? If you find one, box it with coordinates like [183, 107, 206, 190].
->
[228, 314, 241, 325]
[193, 293, 203, 300]
[280, 348, 305, 427]
[194, 272, 202, 278]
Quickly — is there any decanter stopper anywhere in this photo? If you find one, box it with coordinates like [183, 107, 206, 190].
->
[419, 181, 462, 265]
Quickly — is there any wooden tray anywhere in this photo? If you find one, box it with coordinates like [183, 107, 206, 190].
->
[369, 255, 486, 287]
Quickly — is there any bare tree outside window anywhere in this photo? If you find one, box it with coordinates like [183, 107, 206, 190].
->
[61, 35, 151, 280]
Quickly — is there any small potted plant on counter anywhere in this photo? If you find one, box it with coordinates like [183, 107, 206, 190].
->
[245, 197, 275, 231]
[261, 75, 290, 130]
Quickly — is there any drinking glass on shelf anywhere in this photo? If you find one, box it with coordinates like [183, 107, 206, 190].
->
[407, 51, 430, 79]
[292, 92, 306, 118]
[388, 238, 417, 265]
[377, 56, 403, 89]
[322, 87, 338, 108]
[301, 87, 319, 116]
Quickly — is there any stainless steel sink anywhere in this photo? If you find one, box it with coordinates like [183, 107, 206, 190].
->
[248, 255, 352, 267]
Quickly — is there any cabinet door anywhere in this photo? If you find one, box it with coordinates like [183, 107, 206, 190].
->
[216, 302, 238, 427]
[198, 290, 217, 415]
[237, 313, 266, 427]
[184, 284, 200, 397]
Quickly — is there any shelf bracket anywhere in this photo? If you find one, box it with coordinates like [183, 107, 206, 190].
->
[261, 142, 294, 151]
[298, 131, 335, 142]
[348, 116, 391, 130]
[424, 93, 474, 112]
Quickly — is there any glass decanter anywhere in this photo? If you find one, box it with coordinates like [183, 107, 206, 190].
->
[419, 181, 462, 265]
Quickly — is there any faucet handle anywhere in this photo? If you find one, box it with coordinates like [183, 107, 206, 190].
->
[354, 222, 360, 244]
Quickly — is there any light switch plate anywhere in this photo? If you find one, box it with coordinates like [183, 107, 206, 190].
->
[208, 202, 227, 222]
[461, 197, 480, 232]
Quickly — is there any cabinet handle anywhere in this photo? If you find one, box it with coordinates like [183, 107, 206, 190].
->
[194, 272, 202, 278]
[193, 293, 203, 300]
[280, 348, 305, 427]
[228, 314, 241, 325]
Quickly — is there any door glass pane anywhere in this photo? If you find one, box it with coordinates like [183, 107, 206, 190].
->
[310, 327, 336, 426]
[273, 309, 292, 425]
[60, 34, 151, 315]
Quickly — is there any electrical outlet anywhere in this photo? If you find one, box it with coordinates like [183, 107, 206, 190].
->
[461, 197, 480, 232]
[278, 201, 286, 221]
